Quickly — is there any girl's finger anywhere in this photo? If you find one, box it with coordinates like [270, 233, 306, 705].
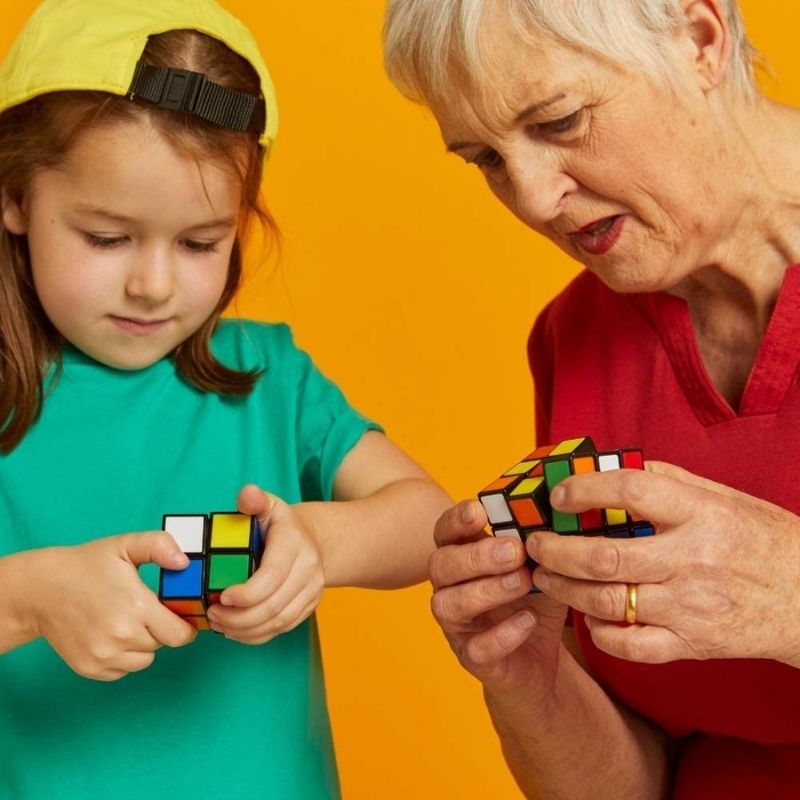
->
[224, 592, 320, 644]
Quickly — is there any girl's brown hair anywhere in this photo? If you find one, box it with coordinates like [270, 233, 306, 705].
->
[0, 29, 277, 453]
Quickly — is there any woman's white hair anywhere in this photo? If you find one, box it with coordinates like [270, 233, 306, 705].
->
[383, 0, 758, 105]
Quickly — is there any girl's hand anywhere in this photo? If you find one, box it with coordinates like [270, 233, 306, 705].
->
[26, 533, 197, 681]
[529, 461, 800, 666]
[207, 485, 325, 645]
[429, 499, 570, 702]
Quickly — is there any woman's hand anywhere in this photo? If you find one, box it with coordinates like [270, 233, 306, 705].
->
[430, 499, 571, 701]
[207, 484, 325, 645]
[25, 533, 197, 681]
[529, 461, 800, 666]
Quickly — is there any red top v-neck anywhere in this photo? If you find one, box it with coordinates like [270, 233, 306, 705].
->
[528, 266, 800, 797]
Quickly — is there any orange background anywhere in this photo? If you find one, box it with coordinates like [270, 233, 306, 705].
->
[2, 2, 799, 798]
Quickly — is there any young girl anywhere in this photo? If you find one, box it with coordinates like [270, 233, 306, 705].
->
[0, 1, 450, 797]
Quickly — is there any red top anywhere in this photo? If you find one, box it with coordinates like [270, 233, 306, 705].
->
[528, 267, 800, 798]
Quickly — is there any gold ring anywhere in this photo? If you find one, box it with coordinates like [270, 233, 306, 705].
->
[625, 583, 638, 624]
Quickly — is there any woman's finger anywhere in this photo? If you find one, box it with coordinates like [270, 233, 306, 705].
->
[528, 530, 676, 584]
[461, 609, 538, 670]
[533, 570, 669, 625]
[433, 500, 490, 548]
[431, 568, 533, 627]
[429, 535, 527, 590]
[550, 467, 709, 529]
[584, 616, 693, 664]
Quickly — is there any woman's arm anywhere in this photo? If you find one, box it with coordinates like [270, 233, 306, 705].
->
[428, 500, 670, 800]
[486, 640, 669, 800]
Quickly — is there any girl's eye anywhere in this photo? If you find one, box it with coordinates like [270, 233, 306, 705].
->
[539, 110, 581, 136]
[184, 239, 219, 253]
[85, 233, 126, 249]
[471, 148, 505, 171]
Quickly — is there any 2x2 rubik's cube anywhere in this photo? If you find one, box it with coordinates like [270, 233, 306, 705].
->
[158, 512, 264, 630]
[479, 437, 654, 581]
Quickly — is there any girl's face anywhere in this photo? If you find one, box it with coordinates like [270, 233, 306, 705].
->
[2, 117, 242, 370]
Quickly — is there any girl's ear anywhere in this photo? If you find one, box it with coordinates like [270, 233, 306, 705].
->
[1, 190, 28, 235]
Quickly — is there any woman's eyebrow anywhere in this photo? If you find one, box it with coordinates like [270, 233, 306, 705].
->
[513, 92, 567, 122]
[446, 92, 568, 152]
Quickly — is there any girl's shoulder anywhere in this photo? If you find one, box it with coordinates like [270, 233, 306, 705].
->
[211, 318, 304, 374]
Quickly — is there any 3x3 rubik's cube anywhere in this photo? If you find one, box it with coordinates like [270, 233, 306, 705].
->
[158, 512, 264, 630]
[479, 437, 654, 580]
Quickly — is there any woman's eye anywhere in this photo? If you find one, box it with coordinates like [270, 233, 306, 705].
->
[540, 110, 581, 136]
[184, 239, 219, 253]
[85, 233, 126, 249]
[472, 149, 505, 171]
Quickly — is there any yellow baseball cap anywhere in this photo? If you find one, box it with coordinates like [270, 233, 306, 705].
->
[0, 0, 278, 151]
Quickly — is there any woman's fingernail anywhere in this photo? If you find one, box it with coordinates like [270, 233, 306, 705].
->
[496, 542, 516, 563]
[172, 552, 189, 567]
[502, 572, 520, 590]
[534, 570, 550, 591]
[460, 501, 477, 524]
[526, 536, 538, 559]
[516, 612, 536, 630]
[550, 486, 566, 508]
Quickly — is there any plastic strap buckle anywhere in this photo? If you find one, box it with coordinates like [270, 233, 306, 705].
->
[128, 62, 264, 134]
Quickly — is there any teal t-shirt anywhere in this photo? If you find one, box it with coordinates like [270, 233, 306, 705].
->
[0, 320, 381, 799]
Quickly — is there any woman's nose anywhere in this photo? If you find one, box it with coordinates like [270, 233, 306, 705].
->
[504, 153, 578, 229]
[125, 246, 175, 305]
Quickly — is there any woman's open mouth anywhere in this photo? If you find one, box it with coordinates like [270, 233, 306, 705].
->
[570, 215, 625, 256]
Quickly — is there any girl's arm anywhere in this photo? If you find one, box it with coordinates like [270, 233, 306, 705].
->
[209, 431, 451, 643]
[0, 551, 39, 653]
[0, 536, 195, 676]
[296, 430, 452, 588]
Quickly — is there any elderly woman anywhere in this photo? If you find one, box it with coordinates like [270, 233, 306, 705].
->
[383, 1, 800, 797]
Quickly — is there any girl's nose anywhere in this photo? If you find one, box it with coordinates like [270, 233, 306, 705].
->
[125, 247, 175, 305]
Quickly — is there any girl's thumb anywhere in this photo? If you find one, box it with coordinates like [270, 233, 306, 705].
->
[123, 532, 190, 570]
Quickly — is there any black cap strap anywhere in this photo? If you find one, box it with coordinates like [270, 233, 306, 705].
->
[128, 62, 264, 134]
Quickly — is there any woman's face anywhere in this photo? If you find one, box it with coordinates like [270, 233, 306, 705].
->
[431, 21, 738, 294]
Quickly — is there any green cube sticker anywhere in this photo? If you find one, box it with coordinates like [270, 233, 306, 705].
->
[208, 554, 251, 590]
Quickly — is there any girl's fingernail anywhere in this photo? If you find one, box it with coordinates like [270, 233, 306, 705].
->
[534, 570, 550, 591]
[516, 612, 536, 630]
[502, 572, 520, 590]
[550, 486, 565, 508]
[173, 552, 189, 567]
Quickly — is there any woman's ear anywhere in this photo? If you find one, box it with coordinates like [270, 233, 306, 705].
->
[681, 0, 733, 91]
